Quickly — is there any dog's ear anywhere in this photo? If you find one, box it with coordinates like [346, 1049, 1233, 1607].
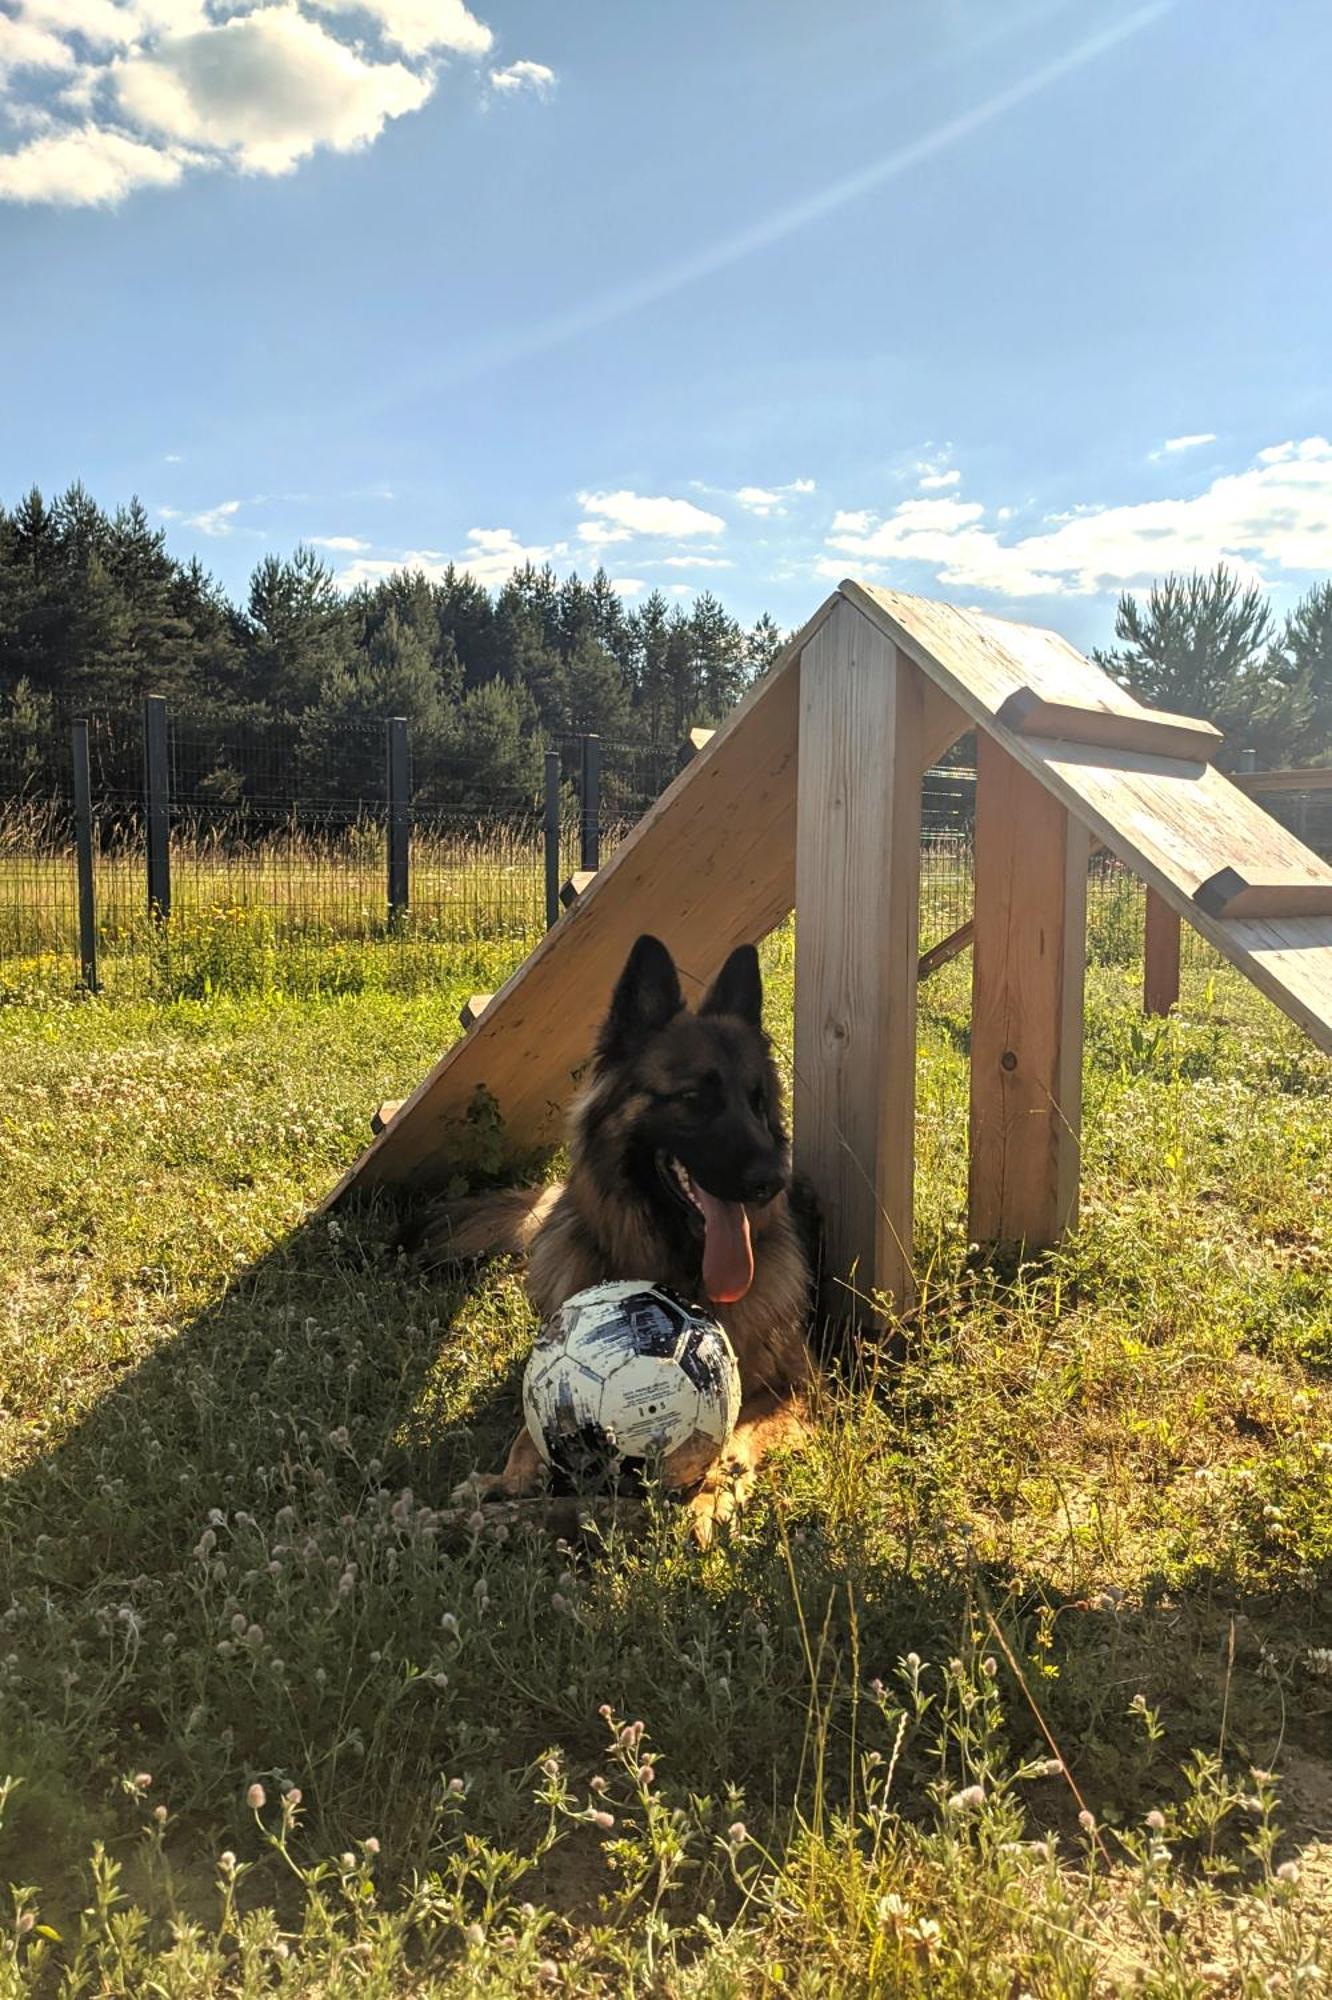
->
[598, 934, 684, 1059]
[699, 943, 762, 1027]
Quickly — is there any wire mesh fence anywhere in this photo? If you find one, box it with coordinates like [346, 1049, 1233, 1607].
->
[3, 700, 1330, 1005]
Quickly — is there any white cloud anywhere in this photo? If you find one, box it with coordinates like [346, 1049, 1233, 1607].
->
[0, 0, 496, 203]
[733, 478, 815, 516]
[577, 490, 725, 542]
[114, 7, 430, 175]
[187, 498, 243, 535]
[1151, 431, 1217, 459]
[309, 534, 370, 551]
[307, 0, 490, 58]
[655, 554, 734, 569]
[163, 451, 183, 462]
[918, 468, 961, 490]
[609, 577, 645, 597]
[667, 582, 695, 596]
[0, 121, 190, 203]
[488, 58, 554, 97]
[335, 525, 565, 590]
[824, 438, 1332, 599]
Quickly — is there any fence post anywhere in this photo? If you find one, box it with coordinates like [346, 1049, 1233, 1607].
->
[386, 715, 409, 928]
[143, 694, 170, 921]
[1143, 886, 1181, 1016]
[580, 732, 601, 873]
[71, 718, 98, 993]
[544, 748, 562, 929]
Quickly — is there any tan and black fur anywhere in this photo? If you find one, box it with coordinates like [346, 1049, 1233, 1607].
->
[427, 934, 817, 1542]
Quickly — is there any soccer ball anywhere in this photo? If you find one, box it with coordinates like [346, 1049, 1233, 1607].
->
[522, 1281, 742, 1492]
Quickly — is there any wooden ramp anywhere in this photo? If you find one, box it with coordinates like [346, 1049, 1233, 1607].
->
[330, 583, 1332, 1311]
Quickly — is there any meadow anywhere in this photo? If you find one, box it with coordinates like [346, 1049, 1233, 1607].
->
[1, 921, 1330, 1995]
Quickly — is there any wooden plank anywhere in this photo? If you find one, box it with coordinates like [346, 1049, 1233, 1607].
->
[1236, 767, 1332, 795]
[459, 993, 493, 1029]
[845, 581, 1332, 1057]
[1193, 868, 1332, 920]
[917, 917, 974, 982]
[559, 870, 596, 908]
[794, 601, 925, 1317]
[994, 686, 1221, 764]
[969, 733, 1086, 1249]
[371, 1100, 404, 1135]
[1143, 889, 1180, 1016]
[677, 727, 716, 769]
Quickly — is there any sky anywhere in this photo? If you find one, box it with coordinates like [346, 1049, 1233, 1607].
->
[1, 0, 1330, 650]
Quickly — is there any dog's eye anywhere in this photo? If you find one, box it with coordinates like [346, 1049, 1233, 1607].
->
[675, 1087, 706, 1111]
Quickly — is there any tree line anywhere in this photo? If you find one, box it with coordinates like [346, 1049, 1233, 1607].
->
[2, 484, 1330, 808]
[0, 484, 781, 805]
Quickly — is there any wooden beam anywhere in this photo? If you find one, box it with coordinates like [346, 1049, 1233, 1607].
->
[994, 686, 1221, 765]
[371, 1099, 404, 1135]
[969, 732, 1087, 1250]
[1193, 867, 1332, 920]
[1143, 889, 1181, 1016]
[917, 917, 974, 982]
[459, 993, 494, 1029]
[676, 727, 716, 770]
[1234, 767, 1332, 795]
[794, 600, 925, 1319]
[559, 870, 596, 908]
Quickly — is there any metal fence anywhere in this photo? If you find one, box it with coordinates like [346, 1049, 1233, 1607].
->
[2, 699, 1329, 1003]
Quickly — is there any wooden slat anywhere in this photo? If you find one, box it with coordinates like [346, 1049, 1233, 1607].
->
[459, 993, 494, 1029]
[677, 727, 716, 769]
[1143, 889, 1181, 1016]
[917, 917, 974, 982]
[844, 581, 1332, 1057]
[371, 1099, 404, 1135]
[793, 601, 925, 1316]
[1193, 868, 1332, 920]
[1235, 767, 1332, 795]
[559, 871, 596, 908]
[969, 734, 1086, 1249]
[994, 686, 1221, 764]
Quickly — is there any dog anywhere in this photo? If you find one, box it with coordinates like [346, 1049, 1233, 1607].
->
[426, 933, 817, 1542]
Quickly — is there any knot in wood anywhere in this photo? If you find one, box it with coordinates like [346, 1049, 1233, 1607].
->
[1000, 1049, 1018, 1072]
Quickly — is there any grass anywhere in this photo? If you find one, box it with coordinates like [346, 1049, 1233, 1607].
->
[1, 929, 1330, 1994]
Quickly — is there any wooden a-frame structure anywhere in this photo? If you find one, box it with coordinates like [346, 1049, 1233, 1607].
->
[329, 583, 1332, 1315]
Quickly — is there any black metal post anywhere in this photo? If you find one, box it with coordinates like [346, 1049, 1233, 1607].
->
[386, 715, 409, 928]
[544, 748, 561, 929]
[143, 694, 170, 921]
[579, 732, 601, 873]
[72, 718, 98, 993]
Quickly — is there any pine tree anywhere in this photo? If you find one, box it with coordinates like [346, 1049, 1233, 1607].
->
[244, 547, 348, 711]
[1094, 566, 1304, 768]
[1279, 581, 1332, 763]
[630, 590, 672, 747]
[688, 591, 745, 719]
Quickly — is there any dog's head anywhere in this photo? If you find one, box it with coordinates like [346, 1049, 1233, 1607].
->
[577, 934, 790, 1304]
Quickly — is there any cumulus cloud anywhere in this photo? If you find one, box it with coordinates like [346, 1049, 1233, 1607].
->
[824, 438, 1332, 599]
[335, 525, 566, 590]
[187, 498, 243, 535]
[488, 58, 553, 97]
[306, 0, 490, 59]
[577, 490, 725, 543]
[656, 554, 733, 569]
[608, 577, 645, 597]
[0, 0, 496, 203]
[0, 121, 189, 202]
[309, 534, 370, 551]
[918, 467, 961, 490]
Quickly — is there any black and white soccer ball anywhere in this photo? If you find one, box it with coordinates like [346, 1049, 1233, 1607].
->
[522, 1281, 742, 1492]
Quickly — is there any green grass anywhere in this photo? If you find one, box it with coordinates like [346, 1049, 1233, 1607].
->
[1, 933, 1330, 1994]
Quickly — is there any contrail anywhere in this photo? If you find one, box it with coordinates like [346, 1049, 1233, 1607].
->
[417, 0, 1175, 392]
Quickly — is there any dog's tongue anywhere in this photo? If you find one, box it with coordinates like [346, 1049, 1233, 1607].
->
[693, 1186, 754, 1304]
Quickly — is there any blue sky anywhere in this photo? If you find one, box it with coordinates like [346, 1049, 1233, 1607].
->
[2, 0, 1330, 649]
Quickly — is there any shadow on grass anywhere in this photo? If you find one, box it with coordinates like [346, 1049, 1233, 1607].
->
[2, 1199, 1329, 1921]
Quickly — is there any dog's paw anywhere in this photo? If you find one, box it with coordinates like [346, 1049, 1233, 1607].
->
[686, 1462, 752, 1549]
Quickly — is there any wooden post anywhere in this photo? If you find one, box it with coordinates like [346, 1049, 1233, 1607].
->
[543, 748, 561, 930]
[968, 732, 1086, 1249]
[143, 694, 170, 921]
[386, 715, 409, 928]
[71, 718, 98, 993]
[579, 733, 601, 873]
[794, 601, 924, 1320]
[1143, 887, 1180, 1015]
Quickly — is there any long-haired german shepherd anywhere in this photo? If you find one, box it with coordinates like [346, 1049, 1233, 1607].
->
[428, 934, 817, 1541]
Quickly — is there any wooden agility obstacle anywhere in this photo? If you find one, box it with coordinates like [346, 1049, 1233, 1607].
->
[329, 583, 1332, 1318]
